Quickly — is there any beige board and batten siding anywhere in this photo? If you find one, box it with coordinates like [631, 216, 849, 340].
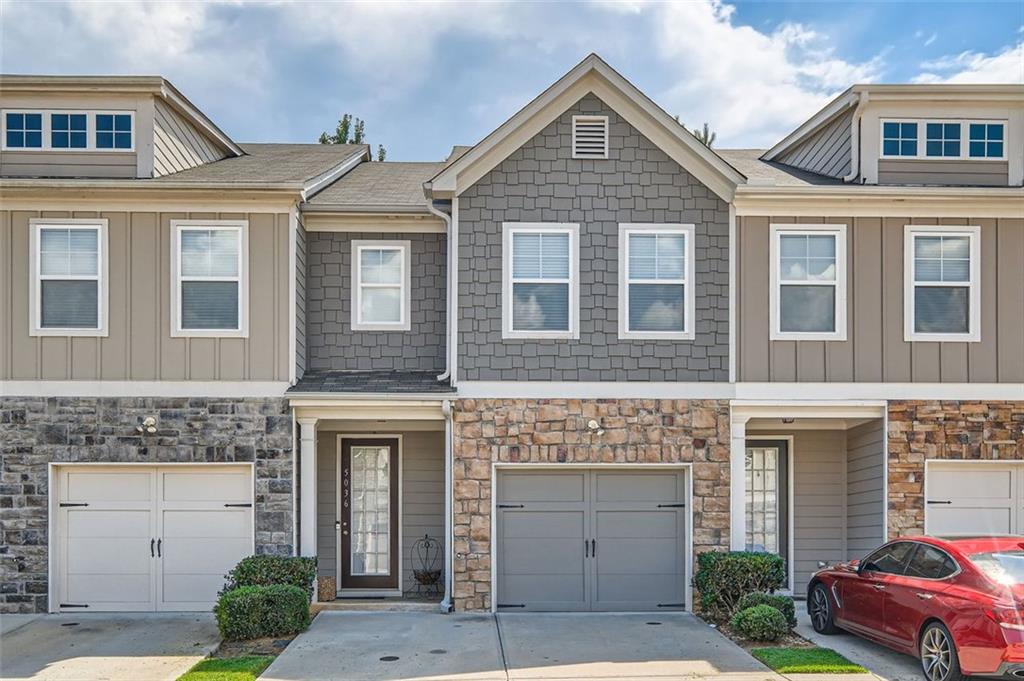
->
[775, 108, 854, 179]
[152, 98, 228, 177]
[316, 429, 445, 594]
[878, 160, 1009, 187]
[0, 209, 291, 381]
[846, 420, 885, 559]
[737, 216, 1024, 382]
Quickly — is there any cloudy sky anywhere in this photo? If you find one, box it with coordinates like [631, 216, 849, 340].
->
[2, 1, 1021, 160]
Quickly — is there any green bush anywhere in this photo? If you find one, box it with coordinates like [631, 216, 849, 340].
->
[692, 551, 787, 621]
[215, 585, 311, 641]
[737, 592, 797, 629]
[731, 604, 789, 642]
[222, 555, 317, 599]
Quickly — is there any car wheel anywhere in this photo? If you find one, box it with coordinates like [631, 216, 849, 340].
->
[920, 622, 963, 681]
[810, 583, 840, 634]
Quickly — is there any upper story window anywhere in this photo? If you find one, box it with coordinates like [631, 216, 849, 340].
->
[881, 119, 1007, 161]
[904, 225, 980, 342]
[1, 110, 134, 152]
[51, 113, 87, 149]
[30, 219, 108, 337]
[351, 240, 411, 331]
[618, 224, 695, 340]
[96, 113, 133, 150]
[502, 223, 579, 339]
[770, 224, 847, 341]
[5, 112, 43, 148]
[572, 115, 609, 159]
[171, 220, 248, 337]
[969, 123, 1004, 159]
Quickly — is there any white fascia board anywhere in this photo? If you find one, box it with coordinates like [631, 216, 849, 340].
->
[160, 82, 243, 157]
[763, 90, 858, 161]
[0, 381, 290, 398]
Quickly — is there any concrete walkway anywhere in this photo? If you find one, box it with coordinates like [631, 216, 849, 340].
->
[795, 611, 921, 681]
[0, 613, 220, 681]
[261, 610, 784, 681]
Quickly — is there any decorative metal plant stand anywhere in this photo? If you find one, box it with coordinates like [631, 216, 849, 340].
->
[405, 534, 442, 598]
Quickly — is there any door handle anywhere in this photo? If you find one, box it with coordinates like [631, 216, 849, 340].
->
[150, 539, 155, 557]
[585, 539, 589, 558]
[916, 592, 934, 600]
[872, 584, 886, 591]
[591, 539, 597, 557]
[157, 539, 162, 557]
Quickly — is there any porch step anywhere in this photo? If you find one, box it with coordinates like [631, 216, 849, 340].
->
[312, 597, 440, 614]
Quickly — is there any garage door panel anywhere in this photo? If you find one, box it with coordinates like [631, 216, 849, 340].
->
[67, 509, 150, 537]
[930, 507, 1012, 535]
[927, 464, 1021, 536]
[161, 536, 252, 573]
[67, 536, 152, 574]
[499, 472, 585, 503]
[597, 538, 680, 574]
[501, 511, 582, 538]
[596, 510, 678, 537]
[160, 574, 228, 610]
[595, 573, 682, 605]
[501, 537, 585, 574]
[594, 473, 679, 502]
[162, 510, 250, 538]
[931, 468, 1013, 500]
[66, 573, 152, 607]
[65, 471, 151, 503]
[162, 470, 251, 503]
[500, 574, 587, 610]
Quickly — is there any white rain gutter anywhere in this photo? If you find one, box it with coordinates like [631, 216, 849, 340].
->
[843, 92, 869, 183]
[439, 398, 454, 612]
[427, 200, 454, 382]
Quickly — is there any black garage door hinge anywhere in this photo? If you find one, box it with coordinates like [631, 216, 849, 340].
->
[497, 603, 525, 608]
[657, 503, 686, 508]
[658, 602, 686, 608]
[497, 504, 525, 509]
[224, 503, 252, 507]
[60, 603, 89, 608]
[59, 503, 89, 508]
[927, 500, 952, 505]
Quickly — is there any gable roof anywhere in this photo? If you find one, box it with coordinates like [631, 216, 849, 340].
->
[426, 54, 746, 202]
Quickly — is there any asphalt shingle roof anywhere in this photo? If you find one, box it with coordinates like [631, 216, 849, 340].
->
[716, 149, 844, 187]
[154, 143, 367, 187]
[305, 161, 444, 209]
[287, 370, 455, 395]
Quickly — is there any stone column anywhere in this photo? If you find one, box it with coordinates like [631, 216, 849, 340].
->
[297, 417, 318, 559]
[729, 410, 749, 551]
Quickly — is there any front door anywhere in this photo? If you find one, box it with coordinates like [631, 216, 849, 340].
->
[341, 438, 400, 590]
[744, 441, 789, 578]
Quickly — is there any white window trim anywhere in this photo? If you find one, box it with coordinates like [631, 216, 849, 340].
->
[29, 218, 109, 337]
[903, 224, 981, 343]
[769, 223, 848, 341]
[1, 109, 135, 152]
[617, 223, 695, 341]
[571, 115, 609, 160]
[502, 222, 580, 340]
[350, 240, 412, 332]
[879, 119, 1007, 161]
[170, 219, 249, 338]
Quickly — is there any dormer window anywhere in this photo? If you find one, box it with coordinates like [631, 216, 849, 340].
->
[881, 119, 1007, 161]
[51, 113, 87, 149]
[4, 112, 42, 148]
[96, 113, 133, 150]
[1, 110, 134, 152]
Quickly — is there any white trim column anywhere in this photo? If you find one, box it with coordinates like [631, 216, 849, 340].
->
[298, 417, 318, 559]
[729, 410, 749, 550]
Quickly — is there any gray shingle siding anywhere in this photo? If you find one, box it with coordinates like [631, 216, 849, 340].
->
[305, 231, 446, 372]
[457, 94, 730, 381]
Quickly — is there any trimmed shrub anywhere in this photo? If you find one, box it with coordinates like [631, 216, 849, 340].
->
[731, 604, 789, 642]
[222, 555, 317, 599]
[215, 585, 311, 641]
[692, 551, 787, 621]
[737, 592, 797, 629]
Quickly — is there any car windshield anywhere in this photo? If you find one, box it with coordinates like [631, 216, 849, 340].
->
[972, 550, 1024, 586]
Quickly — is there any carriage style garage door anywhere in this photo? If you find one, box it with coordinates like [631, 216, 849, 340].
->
[54, 465, 253, 612]
[495, 468, 687, 612]
[926, 462, 1024, 536]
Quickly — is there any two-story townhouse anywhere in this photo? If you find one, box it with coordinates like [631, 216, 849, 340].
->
[2, 56, 1021, 618]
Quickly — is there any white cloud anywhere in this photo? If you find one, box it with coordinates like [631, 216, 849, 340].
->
[914, 42, 1024, 83]
[650, 0, 882, 147]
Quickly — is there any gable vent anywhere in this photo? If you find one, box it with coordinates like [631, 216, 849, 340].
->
[572, 115, 609, 159]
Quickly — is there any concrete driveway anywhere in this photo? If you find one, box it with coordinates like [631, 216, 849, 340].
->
[0, 613, 220, 681]
[796, 611, 921, 681]
[261, 611, 783, 681]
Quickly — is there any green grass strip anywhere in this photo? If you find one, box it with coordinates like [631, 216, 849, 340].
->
[751, 647, 868, 674]
[178, 655, 276, 681]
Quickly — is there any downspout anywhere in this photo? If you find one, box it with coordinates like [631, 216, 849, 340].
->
[427, 197, 453, 382]
[843, 92, 869, 184]
[439, 398, 454, 612]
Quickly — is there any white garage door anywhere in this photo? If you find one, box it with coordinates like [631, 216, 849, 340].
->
[55, 465, 253, 612]
[926, 463, 1024, 536]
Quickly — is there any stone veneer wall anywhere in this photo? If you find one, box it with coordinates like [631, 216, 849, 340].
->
[452, 398, 731, 611]
[888, 400, 1024, 538]
[0, 396, 294, 614]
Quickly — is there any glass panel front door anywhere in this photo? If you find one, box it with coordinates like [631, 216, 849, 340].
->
[350, 445, 391, 576]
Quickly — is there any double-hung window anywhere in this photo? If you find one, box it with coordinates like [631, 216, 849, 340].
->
[618, 224, 695, 339]
[770, 224, 847, 340]
[30, 219, 108, 336]
[351, 240, 411, 331]
[171, 220, 248, 337]
[502, 223, 579, 339]
[904, 225, 980, 342]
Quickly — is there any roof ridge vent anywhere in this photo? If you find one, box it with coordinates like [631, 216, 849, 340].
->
[572, 115, 609, 159]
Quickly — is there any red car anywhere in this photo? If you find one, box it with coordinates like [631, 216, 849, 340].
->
[808, 536, 1024, 681]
